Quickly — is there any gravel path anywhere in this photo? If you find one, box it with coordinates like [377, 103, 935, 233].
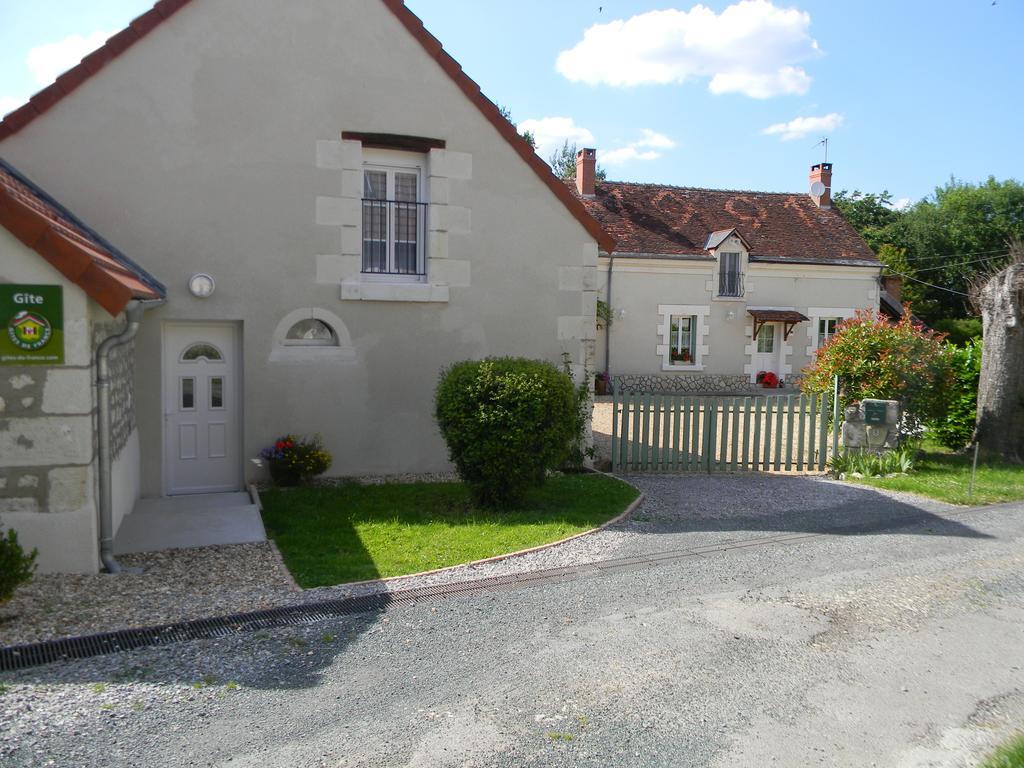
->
[2, 477, 1022, 767]
[0, 543, 297, 647]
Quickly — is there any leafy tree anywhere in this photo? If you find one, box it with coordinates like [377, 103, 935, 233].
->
[802, 309, 953, 434]
[838, 177, 1024, 323]
[833, 189, 903, 252]
[548, 140, 607, 182]
[497, 104, 535, 149]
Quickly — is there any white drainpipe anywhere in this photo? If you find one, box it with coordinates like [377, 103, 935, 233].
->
[96, 298, 163, 573]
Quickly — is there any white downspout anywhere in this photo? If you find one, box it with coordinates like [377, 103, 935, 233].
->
[96, 298, 163, 573]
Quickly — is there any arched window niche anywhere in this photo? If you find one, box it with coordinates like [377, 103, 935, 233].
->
[270, 308, 356, 363]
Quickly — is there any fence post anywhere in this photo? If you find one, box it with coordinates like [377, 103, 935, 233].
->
[611, 383, 619, 473]
[831, 374, 841, 463]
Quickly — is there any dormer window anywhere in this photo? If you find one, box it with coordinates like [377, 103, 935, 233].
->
[705, 228, 748, 300]
[719, 251, 743, 297]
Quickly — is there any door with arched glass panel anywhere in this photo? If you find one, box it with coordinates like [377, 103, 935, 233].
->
[163, 324, 241, 494]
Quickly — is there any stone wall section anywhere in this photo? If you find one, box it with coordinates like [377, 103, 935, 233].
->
[614, 373, 805, 395]
[0, 357, 96, 517]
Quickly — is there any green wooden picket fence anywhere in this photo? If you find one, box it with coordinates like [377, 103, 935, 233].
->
[611, 391, 832, 473]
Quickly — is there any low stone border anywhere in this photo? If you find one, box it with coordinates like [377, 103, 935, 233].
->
[266, 540, 301, 592]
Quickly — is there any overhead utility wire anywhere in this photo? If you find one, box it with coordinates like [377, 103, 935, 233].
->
[897, 247, 1010, 264]
[887, 271, 970, 297]
[902, 254, 1009, 274]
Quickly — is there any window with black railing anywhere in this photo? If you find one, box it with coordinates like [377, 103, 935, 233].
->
[718, 251, 744, 297]
[718, 269, 744, 297]
[362, 167, 426, 277]
[361, 199, 427, 276]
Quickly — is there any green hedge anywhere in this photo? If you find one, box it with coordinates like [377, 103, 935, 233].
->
[929, 340, 981, 450]
[435, 357, 579, 507]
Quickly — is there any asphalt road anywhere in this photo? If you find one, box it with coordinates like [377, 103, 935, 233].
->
[3, 475, 1023, 767]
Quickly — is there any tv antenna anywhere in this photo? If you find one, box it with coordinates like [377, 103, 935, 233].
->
[812, 136, 829, 163]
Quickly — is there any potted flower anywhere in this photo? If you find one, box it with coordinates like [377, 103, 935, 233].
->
[259, 434, 333, 486]
[756, 371, 779, 389]
[595, 371, 609, 396]
[670, 350, 686, 364]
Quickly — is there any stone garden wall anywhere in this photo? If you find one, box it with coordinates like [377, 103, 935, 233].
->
[614, 373, 805, 395]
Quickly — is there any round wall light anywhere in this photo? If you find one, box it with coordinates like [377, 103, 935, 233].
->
[188, 273, 215, 298]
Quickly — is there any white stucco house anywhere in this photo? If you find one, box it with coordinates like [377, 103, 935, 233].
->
[0, 0, 613, 573]
[571, 150, 883, 393]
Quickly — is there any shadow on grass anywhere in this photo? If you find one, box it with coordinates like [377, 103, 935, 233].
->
[260, 474, 638, 589]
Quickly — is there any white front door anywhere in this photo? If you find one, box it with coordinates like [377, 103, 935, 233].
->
[751, 322, 781, 382]
[163, 324, 241, 495]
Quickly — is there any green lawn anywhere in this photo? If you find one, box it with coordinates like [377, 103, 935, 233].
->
[260, 474, 639, 588]
[849, 438, 1024, 506]
[979, 732, 1024, 768]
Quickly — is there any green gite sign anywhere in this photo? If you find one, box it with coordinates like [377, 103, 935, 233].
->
[0, 284, 64, 365]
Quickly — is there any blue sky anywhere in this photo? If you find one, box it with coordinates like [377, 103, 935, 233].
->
[1, 0, 1020, 206]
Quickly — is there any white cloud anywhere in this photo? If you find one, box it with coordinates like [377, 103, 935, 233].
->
[25, 30, 111, 86]
[517, 116, 595, 159]
[0, 96, 22, 118]
[889, 197, 912, 211]
[555, 0, 819, 98]
[602, 129, 677, 166]
[518, 118, 677, 168]
[761, 111, 843, 141]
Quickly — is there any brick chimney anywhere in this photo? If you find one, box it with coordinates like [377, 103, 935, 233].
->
[576, 147, 596, 197]
[809, 162, 832, 208]
[881, 275, 902, 303]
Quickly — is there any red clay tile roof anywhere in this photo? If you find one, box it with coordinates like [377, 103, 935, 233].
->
[573, 181, 878, 265]
[0, 159, 164, 315]
[0, 0, 615, 254]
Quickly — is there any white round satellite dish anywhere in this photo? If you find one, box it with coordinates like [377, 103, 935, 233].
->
[809, 180, 826, 196]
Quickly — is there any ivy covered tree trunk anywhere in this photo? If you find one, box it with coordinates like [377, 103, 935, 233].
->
[973, 257, 1024, 462]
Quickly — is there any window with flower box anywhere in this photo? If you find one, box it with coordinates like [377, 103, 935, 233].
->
[669, 315, 697, 365]
[658, 305, 708, 370]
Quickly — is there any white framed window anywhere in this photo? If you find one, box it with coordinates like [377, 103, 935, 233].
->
[718, 251, 743, 297]
[669, 315, 697, 365]
[817, 317, 840, 348]
[756, 324, 775, 353]
[657, 304, 709, 371]
[361, 151, 425, 280]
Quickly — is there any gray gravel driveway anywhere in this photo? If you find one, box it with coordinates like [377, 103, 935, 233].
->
[3, 475, 1023, 767]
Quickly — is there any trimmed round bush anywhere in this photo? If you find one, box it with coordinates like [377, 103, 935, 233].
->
[435, 357, 578, 507]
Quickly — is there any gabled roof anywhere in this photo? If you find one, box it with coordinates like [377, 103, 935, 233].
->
[572, 181, 878, 266]
[0, 158, 165, 315]
[0, 0, 615, 253]
[704, 228, 751, 252]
